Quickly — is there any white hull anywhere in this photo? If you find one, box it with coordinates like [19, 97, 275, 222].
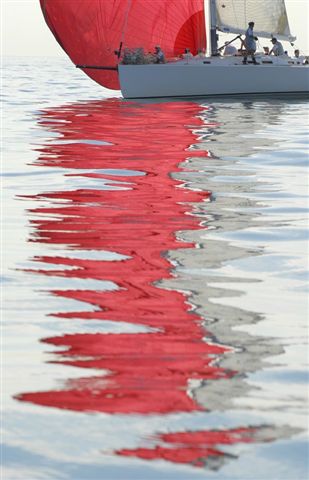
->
[118, 57, 309, 99]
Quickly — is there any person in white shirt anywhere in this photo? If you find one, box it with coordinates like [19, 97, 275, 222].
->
[269, 38, 284, 56]
[243, 21, 258, 64]
[194, 49, 205, 59]
[223, 42, 237, 56]
[293, 49, 306, 64]
[182, 48, 193, 60]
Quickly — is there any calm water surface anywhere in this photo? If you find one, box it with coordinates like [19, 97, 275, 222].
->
[2, 57, 309, 480]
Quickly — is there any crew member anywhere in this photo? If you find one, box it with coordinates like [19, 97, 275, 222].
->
[223, 42, 237, 56]
[182, 48, 193, 60]
[195, 49, 205, 58]
[243, 21, 258, 64]
[269, 38, 284, 56]
[154, 45, 165, 63]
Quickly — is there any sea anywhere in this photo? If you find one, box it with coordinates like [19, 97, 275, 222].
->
[2, 56, 309, 480]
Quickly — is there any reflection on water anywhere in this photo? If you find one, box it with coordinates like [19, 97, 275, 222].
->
[13, 99, 275, 469]
[17, 101, 227, 413]
[117, 426, 258, 469]
[3, 60, 308, 480]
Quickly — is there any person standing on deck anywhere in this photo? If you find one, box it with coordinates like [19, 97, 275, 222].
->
[243, 21, 258, 64]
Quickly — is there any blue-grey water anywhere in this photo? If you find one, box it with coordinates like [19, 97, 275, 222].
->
[2, 56, 309, 480]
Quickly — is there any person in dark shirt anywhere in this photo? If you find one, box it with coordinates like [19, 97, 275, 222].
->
[154, 45, 165, 63]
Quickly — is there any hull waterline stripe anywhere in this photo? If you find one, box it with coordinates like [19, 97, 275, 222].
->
[76, 65, 118, 71]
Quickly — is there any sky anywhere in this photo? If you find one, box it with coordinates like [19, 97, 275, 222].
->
[2, 0, 309, 57]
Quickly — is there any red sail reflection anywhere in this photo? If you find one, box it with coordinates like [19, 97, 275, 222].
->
[18, 99, 231, 412]
[16, 99, 262, 468]
[117, 427, 259, 468]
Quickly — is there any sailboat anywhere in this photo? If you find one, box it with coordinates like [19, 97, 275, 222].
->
[40, 0, 309, 98]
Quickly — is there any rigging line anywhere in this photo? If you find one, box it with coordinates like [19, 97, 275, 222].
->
[118, 0, 132, 57]
[231, 0, 239, 31]
[41, 0, 46, 18]
[41, 0, 66, 54]
[244, 0, 247, 27]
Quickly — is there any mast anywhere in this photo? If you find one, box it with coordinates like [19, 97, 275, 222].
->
[204, 0, 218, 57]
[209, 0, 218, 55]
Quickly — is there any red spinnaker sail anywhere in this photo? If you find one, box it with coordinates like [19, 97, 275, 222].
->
[40, 0, 206, 90]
